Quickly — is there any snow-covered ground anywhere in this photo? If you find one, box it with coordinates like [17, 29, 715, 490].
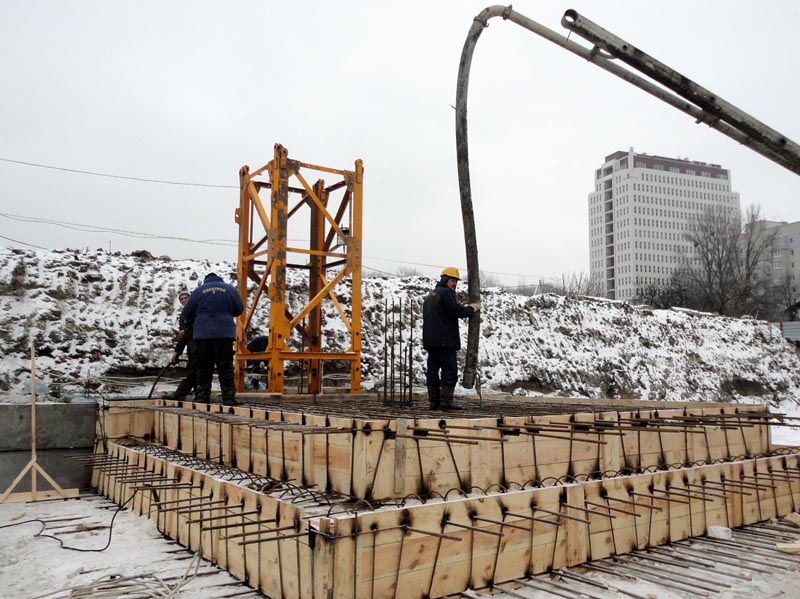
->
[0, 493, 261, 599]
[1, 493, 797, 599]
[1, 246, 799, 443]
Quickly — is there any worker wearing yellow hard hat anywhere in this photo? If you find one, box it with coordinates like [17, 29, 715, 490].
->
[421, 267, 481, 410]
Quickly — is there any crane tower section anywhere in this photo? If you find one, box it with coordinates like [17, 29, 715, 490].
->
[235, 144, 363, 394]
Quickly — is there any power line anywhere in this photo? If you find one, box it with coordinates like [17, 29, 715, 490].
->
[0, 159, 573, 283]
[0, 233, 49, 250]
[0, 157, 580, 283]
[0, 157, 237, 188]
[362, 264, 399, 278]
[0, 211, 565, 283]
[361, 255, 562, 283]
[0, 212, 236, 247]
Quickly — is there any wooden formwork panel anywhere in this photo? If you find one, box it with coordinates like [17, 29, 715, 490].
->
[106, 401, 773, 502]
[93, 441, 800, 599]
[96, 443, 310, 598]
[96, 402, 155, 447]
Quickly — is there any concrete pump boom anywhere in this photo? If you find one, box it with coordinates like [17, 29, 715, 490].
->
[456, 5, 800, 389]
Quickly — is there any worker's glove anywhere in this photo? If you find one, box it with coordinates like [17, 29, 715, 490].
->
[469, 301, 482, 312]
[170, 351, 180, 365]
[174, 330, 186, 343]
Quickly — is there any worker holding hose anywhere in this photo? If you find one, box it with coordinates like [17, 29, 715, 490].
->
[164, 290, 196, 400]
[422, 267, 480, 410]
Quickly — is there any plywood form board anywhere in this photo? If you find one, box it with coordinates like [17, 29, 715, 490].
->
[302, 412, 329, 489]
[94, 441, 800, 599]
[351, 418, 390, 500]
[96, 442, 312, 599]
[326, 415, 357, 495]
[101, 402, 772, 503]
[98, 405, 155, 441]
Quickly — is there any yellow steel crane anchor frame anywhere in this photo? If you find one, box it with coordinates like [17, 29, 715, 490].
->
[234, 144, 364, 394]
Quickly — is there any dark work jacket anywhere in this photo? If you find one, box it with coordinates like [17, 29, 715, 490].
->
[181, 273, 244, 340]
[246, 335, 269, 353]
[422, 278, 474, 350]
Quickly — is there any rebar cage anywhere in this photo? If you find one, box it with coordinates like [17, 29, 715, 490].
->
[235, 144, 363, 393]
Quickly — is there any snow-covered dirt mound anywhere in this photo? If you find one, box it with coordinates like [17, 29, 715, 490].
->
[1, 247, 799, 409]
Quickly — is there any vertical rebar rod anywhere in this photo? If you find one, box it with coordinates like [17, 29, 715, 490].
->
[408, 301, 414, 405]
[391, 299, 396, 403]
[383, 298, 388, 403]
[399, 297, 403, 403]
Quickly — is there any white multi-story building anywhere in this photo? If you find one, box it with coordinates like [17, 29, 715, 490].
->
[588, 149, 741, 301]
[752, 220, 800, 292]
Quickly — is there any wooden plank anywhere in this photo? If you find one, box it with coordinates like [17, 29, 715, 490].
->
[302, 413, 329, 489]
[468, 418, 497, 490]
[393, 418, 409, 497]
[2, 488, 80, 503]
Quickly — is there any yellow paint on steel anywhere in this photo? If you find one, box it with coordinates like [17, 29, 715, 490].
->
[235, 144, 363, 394]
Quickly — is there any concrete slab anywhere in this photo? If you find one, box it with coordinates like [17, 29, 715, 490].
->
[0, 403, 95, 450]
[0, 402, 96, 493]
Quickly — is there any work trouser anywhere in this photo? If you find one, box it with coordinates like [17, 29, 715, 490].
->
[425, 347, 458, 387]
[195, 338, 236, 402]
[174, 341, 198, 398]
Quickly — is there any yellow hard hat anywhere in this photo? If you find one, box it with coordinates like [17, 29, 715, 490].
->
[441, 266, 460, 280]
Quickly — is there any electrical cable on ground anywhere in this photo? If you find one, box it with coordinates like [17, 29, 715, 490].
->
[0, 489, 138, 553]
[28, 550, 203, 599]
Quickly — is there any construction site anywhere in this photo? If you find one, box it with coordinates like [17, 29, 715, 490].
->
[3, 4, 800, 599]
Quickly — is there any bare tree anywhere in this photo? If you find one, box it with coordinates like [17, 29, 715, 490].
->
[637, 271, 690, 309]
[559, 270, 605, 297]
[682, 205, 740, 313]
[478, 270, 502, 288]
[396, 266, 423, 277]
[774, 272, 800, 321]
[504, 271, 604, 298]
[733, 206, 779, 316]
[681, 204, 778, 316]
[510, 278, 539, 296]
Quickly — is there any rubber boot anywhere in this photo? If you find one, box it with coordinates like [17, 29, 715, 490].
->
[439, 386, 457, 410]
[427, 385, 440, 410]
[195, 383, 211, 405]
[173, 376, 195, 400]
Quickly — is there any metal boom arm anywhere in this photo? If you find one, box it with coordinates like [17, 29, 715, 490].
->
[456, 5, 800, 388]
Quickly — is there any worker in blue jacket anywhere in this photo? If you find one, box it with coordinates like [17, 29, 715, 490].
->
[181, 273, 244, 406]
[422, 267, 480, 410]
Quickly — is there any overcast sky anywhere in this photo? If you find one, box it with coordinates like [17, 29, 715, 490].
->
[1, 1, 798, 286]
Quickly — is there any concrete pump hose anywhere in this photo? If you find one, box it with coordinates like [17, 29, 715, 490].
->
[455, 5, 509, 388]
